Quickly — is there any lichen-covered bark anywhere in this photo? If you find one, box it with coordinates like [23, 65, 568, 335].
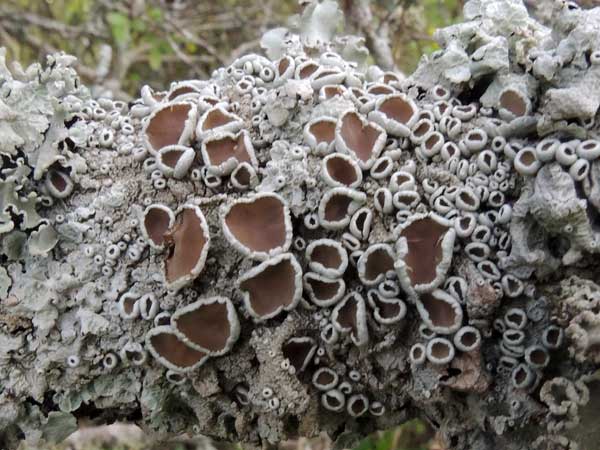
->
[1, 2, 600, 450]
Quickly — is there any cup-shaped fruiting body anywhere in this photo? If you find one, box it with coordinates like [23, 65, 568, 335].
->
[367, 83, 394, 96]
[501, 274, 524, 298]
[335, 110, 387, 169]
[311, 67, 345, 90]
[163, 205, 211, 292]
[196, 105, 243, 139]
[197, 95, 221, 112]
[171, 296, 240, 355]
[380, 71, 401, 85]
[471, 224, 491, 243]
[410, 343, 427, 365]
[45, 169, 74, 199]
[463, 129, 488, 153]
[524, 345, 550, 369]
[318, 187, 367, 230]
[357, 244, 395, 286]
[477, 260, 502, 281]
[501, 340, 524, 358]
[140, 204, 175, 250]
[389, 170, 416, 192]
[433, 101, 453, 122]
[304, 272, 346, 307]
[283, 337, 317, 373]
[102, 352, 119, 370]
[410, 118, 435, 145]
[368, 93, 418, 137]
[143, 102, 198, 154]
[275, 55, 295, 83]
[332, 292, 369, 347]
[341, 233, 361, 253]
[569, 158, 589, 181]
[261, 386, 274, 399]
[576, 139, 600, 160]
[514, 147, 541, 176]
[511, 363, 536, 390]
[319, 84, 347, 101]
[374, 187, 394, 214]
[496, 204, 512, 225]
[312, 367, 339, 391]
[154, 311, 171, 327]
[395, 213, 455, 295]
[321, 389, 345, 412]
[295, 60, 320, 80]
[445, 276, 467, 304]
[378, 279, 400, 298]
[321, 153, 363, 188]
[306, 239, 348, 278]
[231, 162, 259, 190]
[465, 242, 490, 262]
[348, 370, 361, 382]
[416, 289, 463, 335]
[420, 132, 445, 158]
[236, 77, 254, 95]
[348, 86, 366, 101]
[238, 253, 302, 321]
[455, 187, 480, 211]
[426, 337, 455, 365]
[146, 325, 208, 373]
[536, 138, 559, 162]
[366, 401, 384, 417]
[118, 292, 140, 320]
[349, 207, 373, 240]
[503, 329, 525, 346]
[139, 293, 159, 320]
[304, 117, 337, 155]
[65, 354, 80, 368]
[554, 142, 578, 168]
[498, 87, 530, 120]
[452, 104, 477, 121]
[370, 156, 394, 180]
[120, 340, 148, 366]
[156, 145, 195, 179]
[201, 130, 257, 176]
[347, 394, 369, 417]
[441, 116, 462, 140]
[321, 324, 339, 345]
[542, 325, 564, 350]
[166, 81, 201, 102]
[165, 370, 187, 385]
[393, 190, 421, 210]
[453, 326, 482, 352]
[367, 289, 407, 325]
[505, 308, 528, 330]
[476, 150, 497, 175]
[222, 193, 292, 260]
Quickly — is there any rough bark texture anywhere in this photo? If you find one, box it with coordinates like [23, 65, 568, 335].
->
[1, 1, 600, 450]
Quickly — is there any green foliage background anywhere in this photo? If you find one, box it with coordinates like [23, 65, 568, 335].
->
[0, 0, 462, 98]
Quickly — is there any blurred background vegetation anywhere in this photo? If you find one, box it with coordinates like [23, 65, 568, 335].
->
[0, 0, 463, 99]
[2, 0, 462, 449]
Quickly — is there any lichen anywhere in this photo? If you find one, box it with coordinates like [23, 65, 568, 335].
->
[2, 1, 600, 450]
